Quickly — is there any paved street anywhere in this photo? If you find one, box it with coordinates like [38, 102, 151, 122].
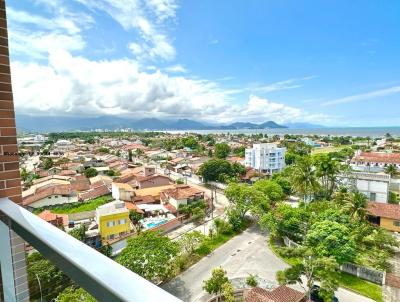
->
[162, 225, 285, 302]
[162, 225, 376, 302]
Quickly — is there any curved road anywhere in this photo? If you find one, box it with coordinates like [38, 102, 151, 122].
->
[162, 225, 376, 302]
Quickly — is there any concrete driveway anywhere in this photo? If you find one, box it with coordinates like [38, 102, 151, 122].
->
[162, 225, 377, 302]
[162, 225, 286, 302]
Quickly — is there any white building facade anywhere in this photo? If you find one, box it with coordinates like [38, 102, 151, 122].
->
[245, 143, 286, 174]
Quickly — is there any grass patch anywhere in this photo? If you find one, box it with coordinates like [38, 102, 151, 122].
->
[268, 239, 383, 302]
[336, 272, 382, 302]
[34, 195, 112, 214]
[311, 146, 343, 154]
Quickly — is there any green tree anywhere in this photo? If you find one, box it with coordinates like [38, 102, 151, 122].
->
[192, 206, 206, 224]
[182, 136, 199, 150]
[179, 230, 206, 255]
[198, 159, 245, 183]
[128, 149, 133, 161]
[117, 231, 179, 282]
[27, 252, 70, 301]
[213, 218, 231, 236]
[341, 191, 368, 221]
[84, 167, 98, 178]
[259, 203, 307, 242]
[176, 178, 185, 184]
[68, 224, 87, 242]
[106, 169, 118, 177]
[129, 210, 143, 233]
[253, 179, 284, 205]
[214, 143, 231, 159]
[277, 254, 338, 301]
[43, 157, 54, 170]
[306, 220, 356, 264]
[233, 146, 245, 157]
[221, 281, 235, 302]
[99, 244, 113, 257]
[313, 153, 341, 199]
[225, 183, 265, 220]
[246, 274, 258, 287]
[385, 164, 398, 177]
[98, 147, 109, 153]
[203, 267, 229, 299]
[57, 286, 96, 302]
[290, 156, 319, 202]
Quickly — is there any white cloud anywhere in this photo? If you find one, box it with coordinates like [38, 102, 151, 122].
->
[7, 5, 93, 59]
[12, 50, 329, 125]
[252, 76, 315, 93]
[215, 95, 330, 124]
[164, 64, 187, 73]
[323, 86, 400, 106]
[76, 0, 177, 61]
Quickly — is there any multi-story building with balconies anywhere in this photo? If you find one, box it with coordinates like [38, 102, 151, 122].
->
[245, 143, 286, 174]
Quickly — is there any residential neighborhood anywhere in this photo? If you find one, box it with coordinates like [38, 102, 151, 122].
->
[13, 130, 400, 301]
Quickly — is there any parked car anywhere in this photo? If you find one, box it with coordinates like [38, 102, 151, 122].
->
[310, 285, 339, 302]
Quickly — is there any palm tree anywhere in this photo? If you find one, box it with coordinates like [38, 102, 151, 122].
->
[290, 156, 319, 202]
[343, 192, 368, 221]
[314, 154, 341, 199]
[385, 164, 398, 178]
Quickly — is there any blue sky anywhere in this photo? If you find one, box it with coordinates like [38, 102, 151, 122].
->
[7, 0, 400, 126]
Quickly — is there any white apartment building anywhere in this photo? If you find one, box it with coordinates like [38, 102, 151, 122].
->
[339, 172, 391, 203]
[245, 143, 286, 174]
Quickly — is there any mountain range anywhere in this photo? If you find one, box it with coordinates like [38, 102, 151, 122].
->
[15, 114, 322, 132]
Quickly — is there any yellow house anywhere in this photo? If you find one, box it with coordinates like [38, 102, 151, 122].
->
[95, 200, 130, 243]
[367, 202, 400, 232]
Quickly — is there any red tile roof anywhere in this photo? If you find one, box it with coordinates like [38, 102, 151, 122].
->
[353, 152, 400, 164]
[23, 184, 72, 206]
[124, 202, 144, 214]
[161, 185, 204, 200]
[71, 175, 91, 191]
[132, 195, 156, 204]
[38, 210, 69, 226]
[244, 286, 307, 302]
[164, 203, 177, 214]
[367, 202, 400, 220]
[59, 169, 77, 176]
[78, 181, 111, 201]
[122, 144, 147, 151]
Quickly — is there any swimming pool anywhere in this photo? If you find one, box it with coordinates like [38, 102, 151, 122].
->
[145, 219, 168, 229]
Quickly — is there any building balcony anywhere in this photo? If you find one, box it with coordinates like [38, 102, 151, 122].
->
[0, 197, 182, 302]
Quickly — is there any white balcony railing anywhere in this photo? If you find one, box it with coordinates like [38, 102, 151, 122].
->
[0, 197, 182, 302]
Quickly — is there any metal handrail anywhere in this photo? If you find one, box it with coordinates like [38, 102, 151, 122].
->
[0, 198, 182, 302]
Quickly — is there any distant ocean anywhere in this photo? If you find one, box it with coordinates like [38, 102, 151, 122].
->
[166, 127, 400, 138]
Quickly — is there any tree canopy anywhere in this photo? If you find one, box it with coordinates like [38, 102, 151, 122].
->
[117, 231, 179, 282]
[214, 143, 231, 159]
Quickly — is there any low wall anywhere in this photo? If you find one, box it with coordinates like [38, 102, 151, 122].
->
[68, 210, 95, 221]
[208, 181, 228, 190]
[151, 216, 183, 234]
[340, 263, 385, 285]
[283, 236, 300, 248]
[282, 237, 385, 285]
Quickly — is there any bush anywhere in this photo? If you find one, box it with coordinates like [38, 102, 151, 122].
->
[389, 191, 399, 204]
[246, 274, 258, 287]
[227, 209, 245, 232]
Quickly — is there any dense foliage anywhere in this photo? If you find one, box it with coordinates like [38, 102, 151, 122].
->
[117, 231, 179, 282]
[198, 159, 246, 183]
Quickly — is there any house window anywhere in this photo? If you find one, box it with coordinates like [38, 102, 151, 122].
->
[370, 193, 376, 202]
[119, 219, 126, 225]
[393, 221, 400, 227]
[107, 221, 116, 227]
